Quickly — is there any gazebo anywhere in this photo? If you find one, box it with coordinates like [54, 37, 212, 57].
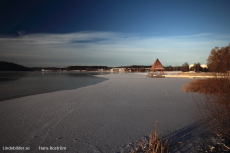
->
[150, 59, 164, 75]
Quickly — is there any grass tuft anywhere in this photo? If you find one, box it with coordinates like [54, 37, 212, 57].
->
[130, 122, 170, 153]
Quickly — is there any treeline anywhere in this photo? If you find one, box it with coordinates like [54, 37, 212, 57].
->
[31, 67, 67, 71]
[155, 45, 230, 73]
[165, 45, 230, 73]
[67, 66, 109, 71]
[117, 65, 151, 68]
[117, 64, 206, 72]
[0, 61, 33, 71]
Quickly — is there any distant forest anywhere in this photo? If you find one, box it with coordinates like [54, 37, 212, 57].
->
[67, 66, 109, 71]
[0, 61, 33, 71]
[0, 61, 206, 72]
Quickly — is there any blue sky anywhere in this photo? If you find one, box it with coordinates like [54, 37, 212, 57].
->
[0, 0, 229, 67]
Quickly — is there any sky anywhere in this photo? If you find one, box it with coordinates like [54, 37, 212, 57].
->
[0, 0, 230, 67]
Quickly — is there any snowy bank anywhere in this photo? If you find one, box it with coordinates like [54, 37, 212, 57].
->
[0, 73, 198, 152]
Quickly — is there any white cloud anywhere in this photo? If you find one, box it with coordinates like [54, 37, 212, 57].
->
[0, 31, 119, 45]
[0, 31, 229, 67]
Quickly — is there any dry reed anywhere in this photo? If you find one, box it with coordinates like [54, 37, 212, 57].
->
[182, 72, 230, 139]
[130, 122, 170, 153]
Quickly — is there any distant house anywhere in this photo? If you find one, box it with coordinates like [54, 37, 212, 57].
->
[41, 69, 51, 72]
[150, 59, 165, 73]
[200, 64, 208, 69]
[110, 69, 114, 72]
[110, 68, 126, 72]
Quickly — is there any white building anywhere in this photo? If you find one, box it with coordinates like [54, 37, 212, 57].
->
[189, 64, 208, 72]
[189, 64, 208, 69]
[110, 68, 126, 72]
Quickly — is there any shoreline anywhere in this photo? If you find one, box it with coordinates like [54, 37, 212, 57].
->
[146, 72, 215, 79]
[0, 72, 109, 102]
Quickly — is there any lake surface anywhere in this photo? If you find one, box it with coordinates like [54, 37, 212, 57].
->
[0, 71, 109, 101]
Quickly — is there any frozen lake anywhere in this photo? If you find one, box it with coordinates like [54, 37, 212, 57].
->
[0, 71, 109, 101]
[0, 73, 198, 152]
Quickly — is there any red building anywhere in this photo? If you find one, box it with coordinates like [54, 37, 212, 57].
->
[150, 59, 164, 74]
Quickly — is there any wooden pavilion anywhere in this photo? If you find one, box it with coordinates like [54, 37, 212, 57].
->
[150, 59, 165, 74]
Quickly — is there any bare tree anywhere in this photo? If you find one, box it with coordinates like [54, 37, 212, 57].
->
[207, 46, 230, 72]
[181, 62, 189, 72]
[189, 63, 202, 72]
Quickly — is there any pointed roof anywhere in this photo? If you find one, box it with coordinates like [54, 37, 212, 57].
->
[150, 59, 164, 71]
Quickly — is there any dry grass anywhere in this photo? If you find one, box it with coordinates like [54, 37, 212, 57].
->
[131, 122, 170, 153]
[178, 72, 213, 76]
[182, 78, 217, 94]
[182, 72, 230, 95]
[197, 95, 230, 139]
[182, 72, 230, 139]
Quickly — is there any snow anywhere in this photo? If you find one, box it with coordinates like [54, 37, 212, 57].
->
[0, 73, 199, 152]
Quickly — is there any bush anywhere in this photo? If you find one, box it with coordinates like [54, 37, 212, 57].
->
[182, 72, 230, 139]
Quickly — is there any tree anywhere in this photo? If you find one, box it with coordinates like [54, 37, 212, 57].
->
[173, 66, 179, 71]
[181, 62, 189, 72]
[195, 63, 202, 72]
[189, 63, 202, 72]
[164, 65, 173, 71]
[168, 65, 173, 71]
[207, 46, 230, 72]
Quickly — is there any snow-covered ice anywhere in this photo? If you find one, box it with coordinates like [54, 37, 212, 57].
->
[0, 73, 199, 152]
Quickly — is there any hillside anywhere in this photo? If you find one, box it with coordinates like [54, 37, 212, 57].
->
[0, 61, 33, 71]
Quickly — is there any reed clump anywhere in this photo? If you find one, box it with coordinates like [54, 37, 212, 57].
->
[131, 122, 170, 153]
[182, 72, 230, 139]
[182, 78, 217, 94]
